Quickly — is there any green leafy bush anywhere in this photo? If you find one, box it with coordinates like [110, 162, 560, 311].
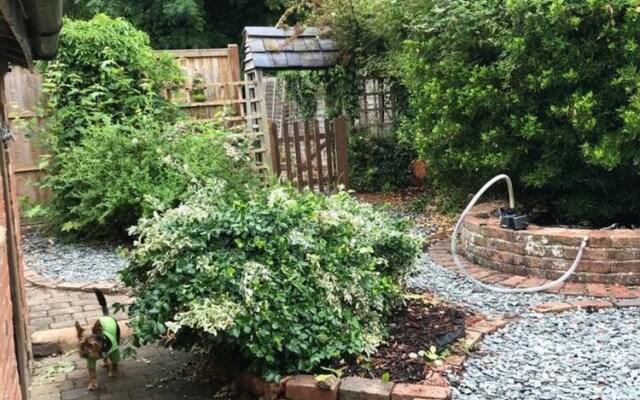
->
[349, 129, 417, 193]
[30, 14, 234, 238]
[396, 0, 640, 224]
[38, 14, 183, 149]
[120, 184, 419, 380]
[34, 117, 257, 238]
[304, 0, 640, 224]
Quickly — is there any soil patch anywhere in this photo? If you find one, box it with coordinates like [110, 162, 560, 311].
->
[337, 296, 469, 383]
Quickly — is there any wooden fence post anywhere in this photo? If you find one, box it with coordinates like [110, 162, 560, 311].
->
[292, 121, 304, 189]
[303, 121, 314, 192]
[268, 119, 281, 178]
[313, 119, 324, 193]
[324, 119, 335, 191]
[227, 44, 242, 116]
[334, 116, 349, 190]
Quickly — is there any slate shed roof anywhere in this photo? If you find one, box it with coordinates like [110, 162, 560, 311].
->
[243, 26, 338, 71]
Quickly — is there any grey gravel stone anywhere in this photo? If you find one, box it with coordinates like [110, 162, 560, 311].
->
[408, 253, 640, 400]
[22, 230, 127, 283]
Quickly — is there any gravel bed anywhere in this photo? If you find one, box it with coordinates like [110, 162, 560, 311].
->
[22, 230, 128, 283]
[407, 254, 591, 315]
[452, 308, 640, 400]
[410, 253, 639, 400]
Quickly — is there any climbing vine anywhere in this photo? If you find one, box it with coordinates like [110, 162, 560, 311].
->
[278, 71, 320, 120]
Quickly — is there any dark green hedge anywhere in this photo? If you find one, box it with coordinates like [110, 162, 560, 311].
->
[399, 0, 640, 224]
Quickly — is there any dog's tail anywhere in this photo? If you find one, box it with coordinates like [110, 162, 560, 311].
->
[93, 288, 109, 316]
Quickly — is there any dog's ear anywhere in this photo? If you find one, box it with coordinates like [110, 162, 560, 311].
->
[91, 319, 103, 335]
[75, 321, 84, 340]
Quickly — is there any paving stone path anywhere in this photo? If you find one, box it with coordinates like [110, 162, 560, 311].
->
[29, 345, 227, 400]
[27, 285, 235, 400]
[27, 285, 132, 333]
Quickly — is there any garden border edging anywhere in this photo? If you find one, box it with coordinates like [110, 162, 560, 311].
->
[233, 317, 518, 400]
[24, 264, 126, 294]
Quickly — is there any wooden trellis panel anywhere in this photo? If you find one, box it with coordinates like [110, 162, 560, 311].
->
[356, 78, 397, 137]
[269, 115, 348, 192]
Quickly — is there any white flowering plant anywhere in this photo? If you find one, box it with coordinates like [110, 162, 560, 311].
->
[121, 183, 420, 381]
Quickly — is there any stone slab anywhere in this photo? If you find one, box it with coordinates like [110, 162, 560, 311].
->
[286, 375, 340, 400]
[391, 383, 450, 400]
[339, 377, 393, 400]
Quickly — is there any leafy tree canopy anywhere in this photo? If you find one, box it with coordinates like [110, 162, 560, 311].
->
[64, 0, 293, 48]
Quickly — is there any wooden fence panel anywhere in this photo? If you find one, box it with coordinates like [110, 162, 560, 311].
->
[161, 45, 245, 123]
[269, 116, 349, 193]
[3, 66, 49, 209]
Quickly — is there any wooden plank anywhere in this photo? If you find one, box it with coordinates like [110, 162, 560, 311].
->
[303, 121, 314, 192]
[292, 121, 304, 189]
[324, 119, 335, 190]
[7, 111, 35, 119]
[281, 113, 293, 181]
[277, 133, 328, 143]
[313, 119, 324, 193]
[180, 98, 247, 107]
[228, 45, 241, 82]
[177, 80, 257, 89]
[334, 116, 349, 189]
[268, 120, 281, 178]
[166, 48, 230, 58]
[13, 166, 42, 173]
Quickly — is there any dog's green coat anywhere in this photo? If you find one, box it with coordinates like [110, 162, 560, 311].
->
[86, 316, 120, 369]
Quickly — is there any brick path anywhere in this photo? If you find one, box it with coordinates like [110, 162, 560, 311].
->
[430, 239, 640, 298]
[27, 285, 133, 333]
[27, 285, 243, 399]
[29, 345, 232, 400]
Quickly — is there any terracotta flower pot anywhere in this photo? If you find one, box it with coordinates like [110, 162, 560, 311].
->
[411, 159, 427, 185]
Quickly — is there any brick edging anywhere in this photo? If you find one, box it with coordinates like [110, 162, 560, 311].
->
[234, 316, 515, 400]
[531, 298, 640, 313]
[23, 264, 125, 294]
[428, 239, 640, 299]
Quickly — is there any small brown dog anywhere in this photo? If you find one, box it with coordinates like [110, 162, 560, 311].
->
[75, 288, 121, 391]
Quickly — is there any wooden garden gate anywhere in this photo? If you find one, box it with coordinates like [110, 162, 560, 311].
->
[268, 116, 349, 193]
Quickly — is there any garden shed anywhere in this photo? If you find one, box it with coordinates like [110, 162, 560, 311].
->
[242, 26, 338, 173]
[242, 26, 350, 190]
[242, 26, 398, 191]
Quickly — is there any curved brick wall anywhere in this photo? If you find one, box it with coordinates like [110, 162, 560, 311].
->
[460, 203, 640, 285]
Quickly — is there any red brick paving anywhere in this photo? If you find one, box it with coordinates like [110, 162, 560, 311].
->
[500, 275, 527, 287]
[585, 283, 609, 298]
[29, 346, 231, 400]
[608, 285, 636, 299]
[27, 284, 132, 333]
